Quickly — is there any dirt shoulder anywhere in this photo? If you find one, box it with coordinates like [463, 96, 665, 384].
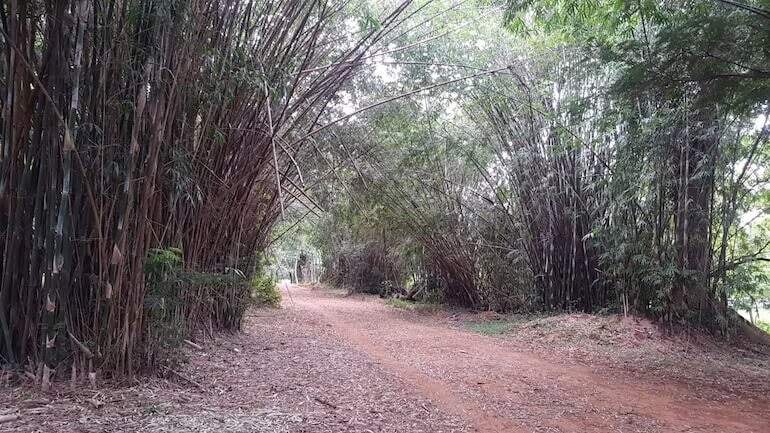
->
[462, 311, 770, 403]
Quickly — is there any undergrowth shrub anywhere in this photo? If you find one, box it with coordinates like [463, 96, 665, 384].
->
[144, 248, 253, 368]
[250, 253, 281, 307]
[251, 274, 281, 306]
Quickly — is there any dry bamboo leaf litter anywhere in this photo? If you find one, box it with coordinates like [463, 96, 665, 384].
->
[0, 292, 467, 433]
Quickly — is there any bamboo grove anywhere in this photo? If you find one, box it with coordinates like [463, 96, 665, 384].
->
[2, 0, 770, 386]
[0, 0, 413, 380]
[303, 0, 770, 331]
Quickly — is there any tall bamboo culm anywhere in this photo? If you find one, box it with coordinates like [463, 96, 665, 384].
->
[0, 0, 411, 381]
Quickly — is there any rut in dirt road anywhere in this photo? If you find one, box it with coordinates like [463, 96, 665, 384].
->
[285, 284, 770, 433]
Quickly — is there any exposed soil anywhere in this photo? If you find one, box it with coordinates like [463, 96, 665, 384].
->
[2, 283, 769, 432]
[467, 312, 770, 403]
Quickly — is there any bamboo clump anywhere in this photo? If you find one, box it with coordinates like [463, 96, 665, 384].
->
[0, 0, 412, 379]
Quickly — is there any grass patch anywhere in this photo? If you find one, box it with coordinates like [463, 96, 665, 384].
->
[466, 320, 516, 336]
[385, 298, 438, 312]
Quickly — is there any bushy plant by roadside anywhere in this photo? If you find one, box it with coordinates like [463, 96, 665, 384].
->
[251, 273, 281, 307]
[250, 253, 281, 307]
[144, 248, 188, 367]
[144, 248, 254, 368]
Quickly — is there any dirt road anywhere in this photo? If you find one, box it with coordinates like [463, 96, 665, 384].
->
[2, 284, 768, 433]
[284, 284, 769, 433]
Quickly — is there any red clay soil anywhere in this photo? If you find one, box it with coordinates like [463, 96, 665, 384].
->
[2, 283, 769, 432]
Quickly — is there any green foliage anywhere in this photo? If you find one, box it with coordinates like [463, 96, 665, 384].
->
[757, 321, 770, 334]
[268, 206, 323, 283]
[145, 247, 184, 280]
[273, 0, 769, 330]
[498, 0, 770, 325]
[249, 252, 281, 307]
[385, 298, 439, 312]
[251, 274, 281, 307]
[144, 248, 189, 367]
[143, 248, 254, 367]
[466, 320, 515, 336]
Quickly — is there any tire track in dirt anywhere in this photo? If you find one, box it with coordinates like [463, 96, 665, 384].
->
[285, 284, 770, 433]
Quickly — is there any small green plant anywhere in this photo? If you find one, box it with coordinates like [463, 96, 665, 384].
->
[145, 247, 183, 280]
[466, 321, 515, 336]
[250, 273, 281, 307]
[143, 248, 255, 367]
[385, 298, 438, 312]
[757, 321, 770, 334]
[386, 298, 415, 310]
[144, 248, 187, 367]
[250, 252, 281, 307]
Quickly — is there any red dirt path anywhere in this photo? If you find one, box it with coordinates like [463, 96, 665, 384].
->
[2, 283, 768, 432]
[287, 284, 769, 433]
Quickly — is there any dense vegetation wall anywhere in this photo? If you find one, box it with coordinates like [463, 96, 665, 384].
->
[0, 0, 410, 380]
